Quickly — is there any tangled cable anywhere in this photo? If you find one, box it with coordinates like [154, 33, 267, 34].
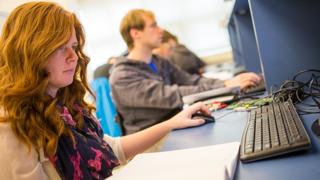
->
[268, 69, 320, 115]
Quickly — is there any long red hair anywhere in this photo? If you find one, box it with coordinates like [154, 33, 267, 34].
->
[0, 2, 94, 156]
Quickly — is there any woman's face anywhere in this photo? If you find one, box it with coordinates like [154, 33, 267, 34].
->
[45, 28, 78, 97]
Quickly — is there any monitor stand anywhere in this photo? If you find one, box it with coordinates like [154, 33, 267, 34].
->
[311, 118, 320, 137]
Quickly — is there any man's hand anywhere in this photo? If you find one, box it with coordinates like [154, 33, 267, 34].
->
[224, 72, 262, 90]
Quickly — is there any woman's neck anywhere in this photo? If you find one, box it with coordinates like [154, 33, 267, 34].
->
[46, 86, 58, 98]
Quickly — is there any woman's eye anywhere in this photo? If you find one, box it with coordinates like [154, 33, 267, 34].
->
[58, 46, 67, 51]
[72, 45, 78, 51]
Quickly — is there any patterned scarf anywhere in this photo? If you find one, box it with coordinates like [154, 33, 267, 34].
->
[49, 104, 120, 179]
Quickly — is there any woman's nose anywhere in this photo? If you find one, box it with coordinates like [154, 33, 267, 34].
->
[67, 47, 78, 63]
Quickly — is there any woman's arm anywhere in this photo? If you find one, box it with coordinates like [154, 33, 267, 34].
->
[119, 102, 210, 159]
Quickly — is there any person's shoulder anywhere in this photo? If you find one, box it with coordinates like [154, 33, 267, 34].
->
[0, 123, 30, 157]
[0, 122, 18, 149]
[0, 122, 43, 178]
[153, 54, 173, 65]
[109, 57, 142, 83]
[111, 56, 132, 70]
[95, 63, 113, 71]
[174, 44, 189, 52]
[93, 64, 113, 79]
[109, 57, 127, 74]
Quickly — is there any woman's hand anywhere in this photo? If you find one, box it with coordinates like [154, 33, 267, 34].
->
[166, 102, 211, 130]
[120, 102, 211, 159]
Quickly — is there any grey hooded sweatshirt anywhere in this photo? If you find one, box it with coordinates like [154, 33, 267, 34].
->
[109, 55, 224, 134]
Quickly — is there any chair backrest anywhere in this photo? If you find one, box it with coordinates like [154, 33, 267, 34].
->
[91, 77, 122, 137]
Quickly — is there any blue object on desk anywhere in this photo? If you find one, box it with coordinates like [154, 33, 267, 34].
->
[91, 77, 121, 137]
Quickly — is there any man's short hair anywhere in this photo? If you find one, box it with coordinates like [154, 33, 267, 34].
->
[162, 30, 178, 44]
[120, 9, 155, 50]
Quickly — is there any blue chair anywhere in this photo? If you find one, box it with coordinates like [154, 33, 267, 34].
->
[91, 77, 121, 137]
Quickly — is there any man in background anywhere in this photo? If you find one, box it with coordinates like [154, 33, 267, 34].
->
[154, 30, 206, 75]
[152, 30, 178, 61]
[110, 9, 261, 134]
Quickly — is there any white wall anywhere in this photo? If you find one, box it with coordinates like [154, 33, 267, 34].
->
[0, 0, 78, 32]
[76, 0, 234, 78]
[0, 0, 77, 12]
[0, 11, 7, 32]
[0, 0, 234, 81]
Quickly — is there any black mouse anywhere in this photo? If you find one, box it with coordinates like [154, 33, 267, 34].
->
[192, 112, 215, 123]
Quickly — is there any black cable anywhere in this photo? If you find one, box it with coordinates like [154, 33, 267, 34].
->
[292, 69, 320, 81]
[270, 69, 320, 115]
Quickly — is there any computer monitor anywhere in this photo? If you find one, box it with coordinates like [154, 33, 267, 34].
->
[311, 118, 320, 137]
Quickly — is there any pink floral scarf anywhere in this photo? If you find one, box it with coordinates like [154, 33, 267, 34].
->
[49, 104, 120, 179]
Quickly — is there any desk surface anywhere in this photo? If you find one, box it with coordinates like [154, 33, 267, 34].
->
[160, 108, 320, 180]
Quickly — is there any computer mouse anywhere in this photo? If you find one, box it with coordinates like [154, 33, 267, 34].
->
[192, 112, 215, 123]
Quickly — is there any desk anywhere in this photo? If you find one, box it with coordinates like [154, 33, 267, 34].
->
[160, 108, 320, 180]
[223, 0, 320, 177]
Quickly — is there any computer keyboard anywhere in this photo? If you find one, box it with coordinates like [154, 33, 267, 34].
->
[182, 86, 240, 105]
[240, 100, 311, 162]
